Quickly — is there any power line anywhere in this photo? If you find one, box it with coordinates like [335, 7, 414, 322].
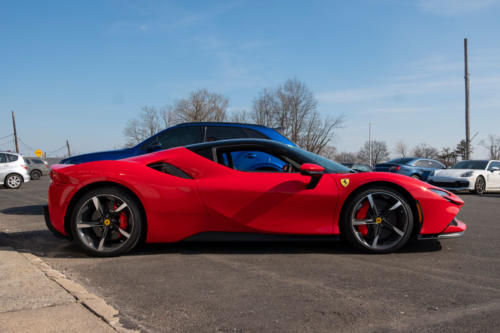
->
[0, 133, 13, 140]
[17, 137, 36, 152]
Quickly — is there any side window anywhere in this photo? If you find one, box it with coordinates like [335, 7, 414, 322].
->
[206, 126, 248, 141]
[6, 154, 18, 162]
[26, 159, 32, 165]
[156, 126, 202, 149]
[242, 128, 268, 139]
[429, 161, 444, 169]
[34, 159, 44, 164]
[0, 153, 6, 163]
[414, 160, 426, 167]
[488, 161, 500, 170]
[216, 148, 287, 172]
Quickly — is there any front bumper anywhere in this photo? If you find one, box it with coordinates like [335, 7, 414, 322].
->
[418, 218, 467, 240]
[427, 177, 471, 191]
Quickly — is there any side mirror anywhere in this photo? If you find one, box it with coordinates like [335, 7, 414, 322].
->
[300, 163, 324, 189]
[147, 144, 162, 153]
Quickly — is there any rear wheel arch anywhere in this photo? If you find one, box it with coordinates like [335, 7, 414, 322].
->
[64, 181, 147, 242]
[339, 181, 422, 237]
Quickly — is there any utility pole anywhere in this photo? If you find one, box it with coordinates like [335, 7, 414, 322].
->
[464, 38, 471, 160]
[66, 140, 71, 157]
[11, 111, 19, 153]
[369, 122, 372, 167]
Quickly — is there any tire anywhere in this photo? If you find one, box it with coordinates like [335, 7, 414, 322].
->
[70, 186, 143, 257]
[340, 186, 414, 253]
[31, 170, 42, 180]
[4, 173, 23, 189]
[474, 176, 486, 195]
[411, 174, 421, 180]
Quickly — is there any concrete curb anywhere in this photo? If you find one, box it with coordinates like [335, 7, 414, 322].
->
[22, 252, 139, 333]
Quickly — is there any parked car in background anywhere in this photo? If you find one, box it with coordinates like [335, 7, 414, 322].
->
[61, 122, 296, 172]
[0, 151, 30, 189]
[25, 157, 50, 180]
[427, 160, 500, 195]
[341, 163, 373, 172]
[374, 157, 445, 181]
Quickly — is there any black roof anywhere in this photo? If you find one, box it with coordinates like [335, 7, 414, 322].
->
[186, 138, 291, 151]
[174, 122, 268, 128]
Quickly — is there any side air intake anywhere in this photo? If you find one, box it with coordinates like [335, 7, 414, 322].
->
[147, 162, 192, 179]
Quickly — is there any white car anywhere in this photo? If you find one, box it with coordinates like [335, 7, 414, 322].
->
[427, 160, 500, 195]
[0, 151, 31, 189]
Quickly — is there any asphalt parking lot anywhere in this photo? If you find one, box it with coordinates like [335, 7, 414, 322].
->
[1, 177, 500, 332]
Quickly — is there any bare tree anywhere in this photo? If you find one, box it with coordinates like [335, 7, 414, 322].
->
[251, 78, 343, 154]
[123, 106, 164, 146]
[437, 147, 457, 167]
[413, 143, 438, 159]
[358, 140, 389, 165]
[394, 141, 409, 158]
[480, 135, 500, 160]
[335, 151, 357, 163]
[455, 139, 472, 160]
[230, 110, 250, 123]
[171, 89, 228, 123]
[319, 145, 337, 160]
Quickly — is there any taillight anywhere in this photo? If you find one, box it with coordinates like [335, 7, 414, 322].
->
[21, 164, 28, 170]
[389, 165, 401, 172]
[50, 170, 77, 184]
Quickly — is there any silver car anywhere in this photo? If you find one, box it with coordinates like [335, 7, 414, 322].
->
[0, 151, 31, 189]
[25, 157, 50, 180]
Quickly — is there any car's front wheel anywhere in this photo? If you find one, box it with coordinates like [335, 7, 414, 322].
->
[70, 186, 143, 257]
[474, 176, 486, 195]
[341, 186, 414, 253]
[4, 173, 23, 189]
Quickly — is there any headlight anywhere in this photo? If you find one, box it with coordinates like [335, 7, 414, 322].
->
[460, 171, 474, 177]
[429, 188, 450, 197]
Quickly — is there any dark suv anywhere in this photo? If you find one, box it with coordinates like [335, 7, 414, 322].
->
[61, 122, 295, 169]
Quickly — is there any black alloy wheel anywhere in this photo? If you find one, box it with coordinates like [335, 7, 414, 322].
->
[70, 187, 143, 257]
[341, 187, 414, 253]
[474, 176, 486, 195]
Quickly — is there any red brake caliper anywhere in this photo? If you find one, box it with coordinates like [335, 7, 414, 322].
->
[113, 202, 128, 238]
[355, 200, 370, 236]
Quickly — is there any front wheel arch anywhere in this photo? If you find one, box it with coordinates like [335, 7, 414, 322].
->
[338, 181, 422, 238]
[64, 181, 147, 243]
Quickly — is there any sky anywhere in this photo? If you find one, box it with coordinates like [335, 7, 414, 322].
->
[1, 0, 500, 158]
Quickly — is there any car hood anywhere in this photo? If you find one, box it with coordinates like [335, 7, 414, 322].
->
[60, 148, 136, 165]
[433, 169, 480, 177]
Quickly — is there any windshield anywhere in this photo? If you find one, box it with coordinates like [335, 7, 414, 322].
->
[451, 160, 488, 170]
[286, 146, 352, 174]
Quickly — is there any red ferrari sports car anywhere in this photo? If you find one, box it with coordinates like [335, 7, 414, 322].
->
[44, 139, 467, 257]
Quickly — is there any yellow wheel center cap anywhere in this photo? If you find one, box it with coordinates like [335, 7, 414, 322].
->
[376, 217, 382, 224]
[104, 219, 111, 226]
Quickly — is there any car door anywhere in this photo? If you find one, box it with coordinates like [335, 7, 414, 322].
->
[197, 146, 338, 235]
[486, 161, 500, 189]
[0, 153, 7, 181]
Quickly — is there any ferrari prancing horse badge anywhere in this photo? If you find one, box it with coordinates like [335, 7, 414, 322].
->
[340, 178, 350, 187]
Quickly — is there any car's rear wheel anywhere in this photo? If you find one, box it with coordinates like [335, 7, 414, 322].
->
[411, 174, 421, 180]
[4, 173, 23, 189]
[70, 187, 143, 257]
[30, 170, 42, 180]
[474, 176, 486, 195]
[341, 187, 414, 253]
